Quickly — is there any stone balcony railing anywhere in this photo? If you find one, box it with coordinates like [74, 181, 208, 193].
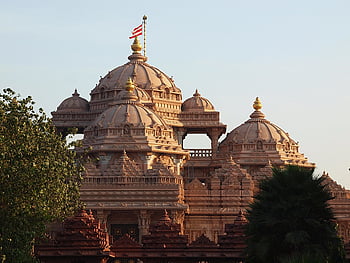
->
[188, 149, 212, 158]
[83, 175, 183, 185]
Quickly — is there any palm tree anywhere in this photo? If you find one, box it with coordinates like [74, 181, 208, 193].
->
[245, 165, 345, 263]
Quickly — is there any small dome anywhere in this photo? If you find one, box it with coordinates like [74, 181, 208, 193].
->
[218, 97, 314, 168]
[181, 90, 215, 112]
[222, 98, 293, 144]
[56, 90, 89, 113]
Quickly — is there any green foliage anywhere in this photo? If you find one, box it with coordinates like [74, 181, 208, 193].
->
[0, 88, 83, 262]
[245, 165, 346, 263]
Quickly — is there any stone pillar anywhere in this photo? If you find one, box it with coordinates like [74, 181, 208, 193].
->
[176, 128, 186, 147]
[144, 154, 153, 171]
[138, 210, 151, 240]
[170, 210, 185, 234]
[209, 128, 219, 157]
[95, 210, 111, 231]
[173, 157, 184, 176]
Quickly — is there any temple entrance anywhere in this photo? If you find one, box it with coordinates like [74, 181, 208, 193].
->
[111, 224, 139, 242]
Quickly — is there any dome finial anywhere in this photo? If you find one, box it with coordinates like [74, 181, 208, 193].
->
[72, 89, 80, 97]
[253, 97, 262, 111]
[131, 36, 142, 54]
[193, 89, 201, 97]
[120, 77, 138, 101]
[125, 77, 135, 92]
[250, 97, 265, 119]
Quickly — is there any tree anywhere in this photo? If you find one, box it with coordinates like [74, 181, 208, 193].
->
[0, 88, 83, 262]
[245, 165, 346, 263]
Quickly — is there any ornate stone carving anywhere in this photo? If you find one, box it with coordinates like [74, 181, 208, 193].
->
[142, 210, 188, 249]
[36, 210, 110, 262]
[110, 234, 141, 249]
[49, 34, 350, 259]
[189, 234, 217, 248]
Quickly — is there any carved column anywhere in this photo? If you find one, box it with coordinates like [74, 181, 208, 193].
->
[173, 157, 184, 176]
[143, 154, 154, 171]
[170, 210, 185, 234]
[138, 210, 151, 240]
[95, 210, 111, 231]
[176, 128, 186, 147]
[209, 128, 219, 157]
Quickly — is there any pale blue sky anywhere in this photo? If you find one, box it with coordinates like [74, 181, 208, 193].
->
[1, 1, 350, 187]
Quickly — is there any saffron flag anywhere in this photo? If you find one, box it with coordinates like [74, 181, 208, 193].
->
[129, 24, 143, 39]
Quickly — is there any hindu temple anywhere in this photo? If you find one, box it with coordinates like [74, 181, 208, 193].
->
[36, 35, 350, 262]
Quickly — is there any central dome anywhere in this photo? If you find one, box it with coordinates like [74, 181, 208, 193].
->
[89, 37, 183, 125]
[83, 79, 186, 156]
[92, 52, 179, 94]
[91, 100, 167, 130]
[87, 78, 168, 132]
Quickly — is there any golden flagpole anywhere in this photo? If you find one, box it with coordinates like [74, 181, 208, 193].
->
[143, 15, 147, 57]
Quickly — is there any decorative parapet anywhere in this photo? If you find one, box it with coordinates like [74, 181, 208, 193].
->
[189, 234, 218, 248]
[189, 149, 212, 158]
[142, 210, 188, 249]
[218, 210, 247, 250]
[111, 234, 141, 249]
[35, 210, 110, 262]
[82, 175, 183, 185]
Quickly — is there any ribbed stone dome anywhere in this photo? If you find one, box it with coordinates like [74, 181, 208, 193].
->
[83, 80, 185, 156]
[182, 90, 215, 112]
[56, 90, 89, 112]
[227, 112, 292, 144]
[88, 38, 183, 125]
[85, 79, 169, 138]
[92, 100, 167, 129]
[90, 38, 180, 98]
[221, 98, 295, 145]
[219, 98, 314, 168]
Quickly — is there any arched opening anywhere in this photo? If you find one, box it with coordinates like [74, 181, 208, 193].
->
[183, 134, 211, 149]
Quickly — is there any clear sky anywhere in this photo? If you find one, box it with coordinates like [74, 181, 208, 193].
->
[1, 0, 350, 188]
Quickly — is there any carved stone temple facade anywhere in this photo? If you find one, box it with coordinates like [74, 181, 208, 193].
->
[39, 36, 350, 261]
